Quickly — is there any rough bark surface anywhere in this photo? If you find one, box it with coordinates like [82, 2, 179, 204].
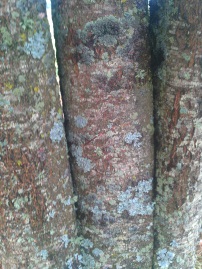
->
[150, 1, 202, 268]
[0, 1, 78, 268]
[52, 0, 154, 268]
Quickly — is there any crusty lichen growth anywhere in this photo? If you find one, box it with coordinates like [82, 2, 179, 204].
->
[51, 0, 154, 268]
[150, 0, 202, 268]
[0, 0, 78, 268]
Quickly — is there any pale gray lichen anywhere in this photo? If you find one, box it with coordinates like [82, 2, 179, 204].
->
[135, 178, 153, 194]
[92, 248, 104, 257]
[136, 255, 143, 262]
[170, 240, 178, 248]
[81, 252, 95, 269]
[66, 253, 83, 269]
[48, 209, 55, 218]
[124, 131, 142, 148]
[81, 239, 93, 249]
[63, 196, 71, 206]
[23, 31, 45, 59]
[70, 144, 94, 173]
[157, 248, 175, 268]
[74, 115, 88, 128]
[60, 234, 69, 248]
[117, 178, 154, 216]
[77, 156, 93, 173]
[37, 249, 48, 260]
[50, 121, 65, 143]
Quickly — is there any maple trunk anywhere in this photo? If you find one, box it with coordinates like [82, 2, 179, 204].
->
[150, 0, 202, 268]
[0, 0, 78, 268]
[52, 0, 154, 268]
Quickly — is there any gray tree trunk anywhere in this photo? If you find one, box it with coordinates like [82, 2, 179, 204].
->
[0, 1, 78, 268]
[150, 0, 202, 268]
[51, 0, 154, 268]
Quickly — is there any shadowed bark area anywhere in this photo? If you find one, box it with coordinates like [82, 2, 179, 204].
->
[150, 0, 202, 268]
[0, 0, 78, 268]
[52, 0, 154, 268]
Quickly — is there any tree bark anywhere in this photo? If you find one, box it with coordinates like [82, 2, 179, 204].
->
[52, 0, 154, 268]
[0, 1, 78, 268]
[150, 0, 202, 268]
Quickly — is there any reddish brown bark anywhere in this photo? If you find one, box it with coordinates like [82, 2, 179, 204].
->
[150, 0, 202, 268]
[52, 0, 154, 268]
[0, 0, 78, 268]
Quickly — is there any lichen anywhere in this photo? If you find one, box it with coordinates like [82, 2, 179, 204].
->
[70, 144, 94, 173]
[81, 252, 95, 269]
[60, 234, 69, 248]
[76, 157, 93, 173]
[74, 115, 88, 128]
[170, 240, 178, 248]
[83, 0, 96, 4]
[81, 239, 93, 249]
[157, 248, 175, 268]
[76, 44, 95, 65]
[50, 121, 65, 143]
[85, 15, 120, 46]
[0, 27, 12, 50]
[124, 132, 142, 148]
[37, 249, 48, 260]
[92, 248, 104, 257]
[13, 87, 25, 101]
[117, 178, 154, 216]
[23, 31, 46, 59]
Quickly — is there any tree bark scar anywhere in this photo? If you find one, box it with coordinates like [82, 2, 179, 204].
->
[169, 90, 181, 132]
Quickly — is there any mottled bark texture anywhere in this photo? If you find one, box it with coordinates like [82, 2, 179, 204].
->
[0, 1, 78, 268]
[150, 0, 202, 268]
[51, 0, 154, 268]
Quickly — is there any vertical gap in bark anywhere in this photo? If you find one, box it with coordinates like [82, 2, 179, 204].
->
[149, 0, 163, 267]
[46, 0, 59, 83]
[46, 0, 79, 210]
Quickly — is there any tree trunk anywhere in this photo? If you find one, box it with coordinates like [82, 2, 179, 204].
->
[150, 0, 202, 268]
[0, 1, 78, 268]
[52, 0, 154, 268]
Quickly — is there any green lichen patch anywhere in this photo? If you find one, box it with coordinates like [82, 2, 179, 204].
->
[0, 26, 12, 50]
